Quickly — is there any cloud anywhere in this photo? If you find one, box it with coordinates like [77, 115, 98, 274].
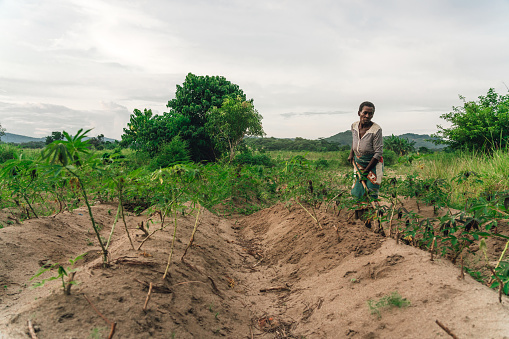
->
[0, 0, 508, 140]
[280, 111, 350, 118]
[0, 101, 129, 139]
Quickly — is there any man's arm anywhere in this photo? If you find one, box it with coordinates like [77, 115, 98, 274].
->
[348, 149, 354, 164]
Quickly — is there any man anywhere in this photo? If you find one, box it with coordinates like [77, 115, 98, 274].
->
[348, 101, 384, 200]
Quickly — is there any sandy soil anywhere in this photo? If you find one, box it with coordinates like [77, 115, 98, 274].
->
[1, 200, 509, 339]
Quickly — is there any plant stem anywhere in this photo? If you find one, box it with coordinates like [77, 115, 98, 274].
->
[105, 202, 121, 250]
[120, 197, 135, 250]
[163, 210, 179, 280]
[70, 169, 108, 265]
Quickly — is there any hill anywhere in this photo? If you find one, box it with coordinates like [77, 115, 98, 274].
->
[324, 131, 445, 149]
[0, 132, 117, 144]
[1, 133, 45, 144]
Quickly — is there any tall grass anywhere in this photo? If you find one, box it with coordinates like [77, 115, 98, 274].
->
[403, 150, 509, 206]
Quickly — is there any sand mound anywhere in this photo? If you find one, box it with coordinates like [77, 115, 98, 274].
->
[1, 201, 509, 338]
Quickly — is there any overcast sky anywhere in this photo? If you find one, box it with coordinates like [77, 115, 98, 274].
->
[1, 0, 508, 140]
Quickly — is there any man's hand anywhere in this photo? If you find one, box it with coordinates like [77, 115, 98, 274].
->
[348, 150, 354, 164]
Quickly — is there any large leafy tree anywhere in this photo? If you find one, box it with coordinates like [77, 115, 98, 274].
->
[206, 96, 265, 161]
[433, 88, 509, 152]
[166, 73, 246, 162]
[121, 73, 253, 163]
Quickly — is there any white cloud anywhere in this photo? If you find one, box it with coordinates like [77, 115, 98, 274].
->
[0, 0, 508, 139]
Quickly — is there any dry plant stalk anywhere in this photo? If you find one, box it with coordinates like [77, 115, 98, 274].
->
[120, 201, 135, 249]
[83, 294, 117, 339]
[181, 204, 201, 262]
[163, 210, 179, 279]
[430, 237, 436, 261]
[28, 320, 38, 339]
[459, 254, 465, 280]
[435, 320, 458, 339]
[296, 200, 322, 229]
[143, 282, 153, 312]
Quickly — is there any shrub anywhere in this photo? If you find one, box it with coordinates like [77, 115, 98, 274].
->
[383, 150, 397, 166]
[148, 136, 191, 170]
[0, 144, 18, 163]
[232, 152, 274, 167]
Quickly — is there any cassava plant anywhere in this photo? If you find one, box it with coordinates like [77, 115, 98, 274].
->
[42, 129, 109, 265]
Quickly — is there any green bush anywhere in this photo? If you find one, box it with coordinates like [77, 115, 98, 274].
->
[232, 152, 274, 167]
[0, 144, 18, 163]
[383, 150, 397, 166]
[148, 136, 191, 170]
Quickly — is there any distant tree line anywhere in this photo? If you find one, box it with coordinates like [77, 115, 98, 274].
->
[244, 137, 345, 152]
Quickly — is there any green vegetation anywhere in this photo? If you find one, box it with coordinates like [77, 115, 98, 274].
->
[30, 253, 86, 295]
[367, 291, 410, 318]
[434, 88, 509, 152]
[1, 86, 509, 300]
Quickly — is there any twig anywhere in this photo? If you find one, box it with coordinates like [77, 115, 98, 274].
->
[120, 198, 135, 250]
[459, 254, 465, 280]
[143, 282, 153, 312]
[208, 276, 223, 298]
[435, 320, 458, 339]
[181, 204, 201, 262]
[430, 237, 436, 261]
[134, 279, 172, 293]
[84, 294, 112, 325]
[296, 200, 322, 229]
[28, 320, 37, 339]
[163, 210, 179, 280]
[108, 324, 117, 339]
[388, 205, 395, 238]
[84, 294, 117, 339]
[260, 286, 290, 292]
[347, 211, 355, 221]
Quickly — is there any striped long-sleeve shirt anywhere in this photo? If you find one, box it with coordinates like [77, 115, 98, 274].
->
[351, 121, 383, 160]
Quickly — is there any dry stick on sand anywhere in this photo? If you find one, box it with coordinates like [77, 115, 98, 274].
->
[430, 237, 436, 261]
[435, 320, 458, 339]
[120, 199, 135, 250]
[163, 210, 179, 280]
[388, 205, 396, 238]
[459, 254, 465, 280]
[181, 204, 201, 262]
[27, 320, 38, 339]
[142, 282, 153, 312]
[83, 294, 117, 339]
[137, 195, 182, 251]
[296, 200, 322, 229]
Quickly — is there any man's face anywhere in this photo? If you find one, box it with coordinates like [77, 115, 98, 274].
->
[358, 106, 374, 125]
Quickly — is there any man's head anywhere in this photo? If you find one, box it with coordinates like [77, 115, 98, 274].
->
[358, 101, 375, 125]
[358, 101, 375, 114]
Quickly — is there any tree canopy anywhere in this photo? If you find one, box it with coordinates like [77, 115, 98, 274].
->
[121, 73, 259, 163]
[433, 88, 509, 152]
[206, 96, 264, 161]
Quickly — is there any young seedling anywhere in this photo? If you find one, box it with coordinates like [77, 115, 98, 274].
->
[367, 291, 410, 319]
[30, 253, 86, 295]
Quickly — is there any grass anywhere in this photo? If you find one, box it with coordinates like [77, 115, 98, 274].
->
[367, 291, 410, 318]
[401, 150, 509, 207]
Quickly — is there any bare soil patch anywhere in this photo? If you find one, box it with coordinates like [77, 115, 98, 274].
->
[1, 200, 509, 338]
